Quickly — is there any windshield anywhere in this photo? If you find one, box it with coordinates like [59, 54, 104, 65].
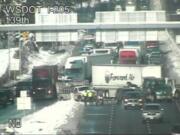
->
[78, 87, 89, 91]
[125, 92, 141, 98]
[33, 80, 50, 87]
[144, 105, 160, 110]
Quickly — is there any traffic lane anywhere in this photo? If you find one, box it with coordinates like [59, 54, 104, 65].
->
[78, 101, 180, 135]
[78, 103, 148, 135]
[78, 104, 112, 134]
[112, 104, 147, 134]
[0, 99, 57, 124]
[149, 101, 180, 134]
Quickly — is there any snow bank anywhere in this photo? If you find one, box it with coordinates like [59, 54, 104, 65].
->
[0, 48, 17, 77]
[15, 100, 80, 134]
[27, 47, 73, 74]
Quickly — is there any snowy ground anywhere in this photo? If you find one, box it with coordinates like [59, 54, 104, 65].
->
[0, 48, 17, 77]
[15, 100, 83, 134]
[0, 44, 84, 134]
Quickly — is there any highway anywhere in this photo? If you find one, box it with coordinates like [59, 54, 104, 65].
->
[78, 101, 180, 134]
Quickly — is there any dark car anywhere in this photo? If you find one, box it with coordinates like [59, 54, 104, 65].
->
[0, 87, 15, 107]
[116, 87, 140, 104]
[122, 90, 144, 109]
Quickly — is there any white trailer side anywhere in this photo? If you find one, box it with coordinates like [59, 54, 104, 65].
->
[92, 64, 162, 97]
[92, 64, 143, 88]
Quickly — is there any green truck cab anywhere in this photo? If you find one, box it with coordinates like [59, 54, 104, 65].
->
[143, 78, 173, 101]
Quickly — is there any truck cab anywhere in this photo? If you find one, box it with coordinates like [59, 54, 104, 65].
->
[32, 65, 58, 100]
[119, 49, 139, 64]
[148, 51, 162, 64]
[63, 56, 88, 81]
[143, 77, 173, 101]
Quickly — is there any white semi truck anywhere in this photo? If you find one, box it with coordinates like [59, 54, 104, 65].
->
[92, 64, 162, 98]
[61, 54, 113, 83]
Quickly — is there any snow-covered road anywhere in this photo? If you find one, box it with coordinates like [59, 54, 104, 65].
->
[15, 100, 83, 134]
[0, 45, 83, 134]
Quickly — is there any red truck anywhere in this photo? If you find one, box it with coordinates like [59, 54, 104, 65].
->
[32, 65, 58, 100]
[119, 49, 139, 64]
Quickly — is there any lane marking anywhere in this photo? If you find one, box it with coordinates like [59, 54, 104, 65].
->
[146, 120, 152, 134]
[108, 104, 115, 135]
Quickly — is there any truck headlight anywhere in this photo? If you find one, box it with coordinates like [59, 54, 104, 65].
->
[124, 99, 128, 102]
[48, 90, 52, 94]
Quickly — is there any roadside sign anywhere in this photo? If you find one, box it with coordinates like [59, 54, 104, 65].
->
[20, 90, 28, 97]
[17, 91, 31, 110]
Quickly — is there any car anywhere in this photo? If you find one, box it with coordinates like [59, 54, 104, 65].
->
[122, 90, 144, 109]
[116, 87, 136, 104]
[73, 86, 90, 101]
[80, 44, 94, 55]
[171, 124, 180, 135]
[142, 103, 164, 123]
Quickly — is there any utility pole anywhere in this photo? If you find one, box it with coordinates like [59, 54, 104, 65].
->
[19, 37, 24, 75]
[7, 32, 11, 80]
